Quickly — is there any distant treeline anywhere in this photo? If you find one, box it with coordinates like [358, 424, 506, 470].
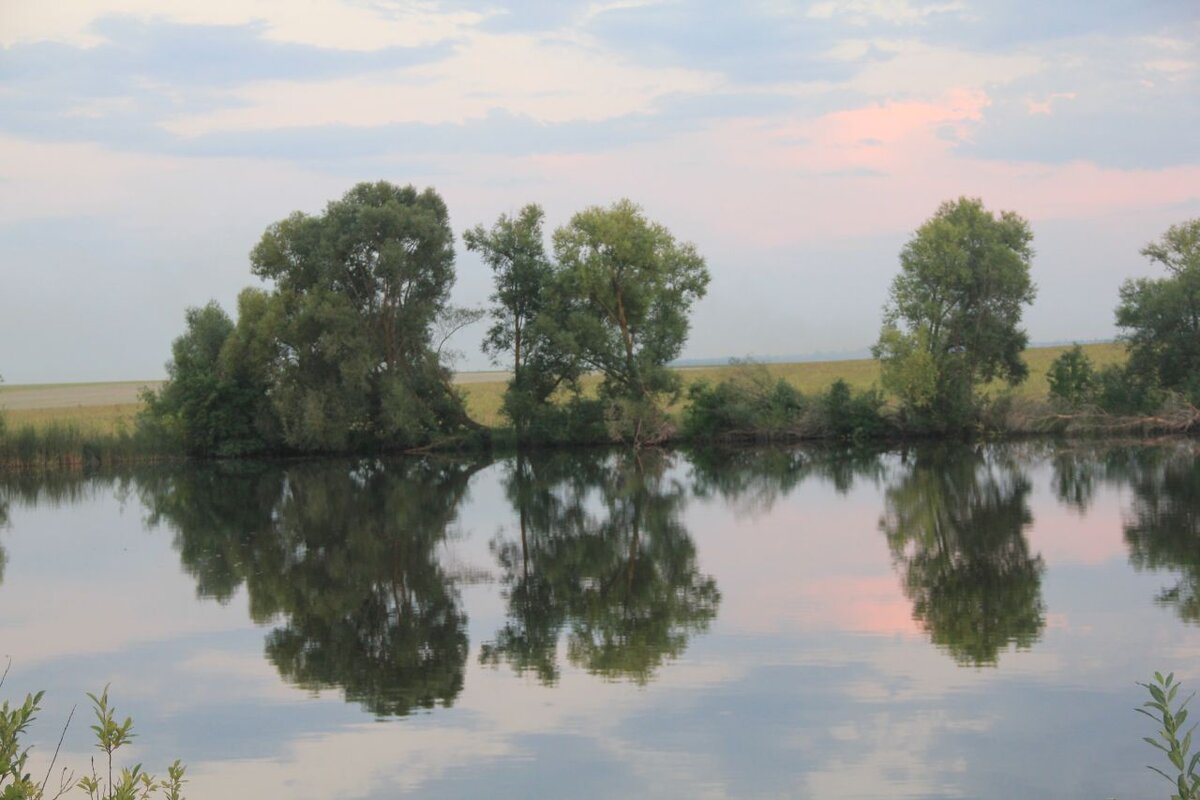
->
[1, 187, 1197, 468]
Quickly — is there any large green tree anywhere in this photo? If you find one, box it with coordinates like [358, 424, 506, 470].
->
[552, 200, 709, 440]
[874, 197, 1036, 430]
[246, 181, 477, 451]
[1115, 218, 1200, 402]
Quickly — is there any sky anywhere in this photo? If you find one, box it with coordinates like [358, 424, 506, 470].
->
[1, 0, 1198, 382]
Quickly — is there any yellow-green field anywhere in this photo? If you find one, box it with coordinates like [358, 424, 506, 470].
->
[457, 342, 1125, 427]
[1, 343, 1125, 432]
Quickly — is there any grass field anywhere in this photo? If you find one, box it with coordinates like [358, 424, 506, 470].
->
[460, 342, 1127, 426]
[1, 343, 1125, 432]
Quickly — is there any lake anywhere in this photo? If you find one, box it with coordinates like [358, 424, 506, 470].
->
[2, 441, 1198, 798]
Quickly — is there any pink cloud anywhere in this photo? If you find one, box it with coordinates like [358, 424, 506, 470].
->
[1025, 92, 1078, 116]
[491, 87, 1199, 249]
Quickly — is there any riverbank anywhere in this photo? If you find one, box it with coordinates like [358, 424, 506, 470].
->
[1, 342, 1162, 471]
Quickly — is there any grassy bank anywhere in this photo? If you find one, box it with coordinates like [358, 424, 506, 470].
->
[0, 343, 1133, 469]
[457, 342, 1128, 427]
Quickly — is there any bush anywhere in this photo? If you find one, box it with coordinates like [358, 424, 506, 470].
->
[1, 682, 186, 800]
[1096, 364, 1163, 416]
[821, 379, 888, 440]
[502, 392, 609, 447]
[682, 364, 810, 441]
[1046, 345, 1098, 408]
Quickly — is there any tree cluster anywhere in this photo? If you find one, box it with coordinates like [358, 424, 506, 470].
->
[1047, 218, 1200, 419]
[144, 186, 710, 454]
[142, 182, 483, 456]
[141, 180, 1199, 454]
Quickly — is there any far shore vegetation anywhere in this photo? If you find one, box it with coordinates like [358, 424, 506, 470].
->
[1, 186, 1197, 470]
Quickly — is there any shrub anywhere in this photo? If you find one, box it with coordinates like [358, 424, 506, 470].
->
[0, 681, 186, 800]
[821, 379, 888, 440]
[1096, 364, 1163, 416]
[682, 363, 810, 441]
[1047, 345, 1098, 408]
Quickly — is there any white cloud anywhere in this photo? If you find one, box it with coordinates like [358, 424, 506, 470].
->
[161, 32, 722, 134]
[843, 39, 1042, 96]
[806, 0, 966, 25]
[1025, 91, 1077, 116]
[0, 0, 485, 50]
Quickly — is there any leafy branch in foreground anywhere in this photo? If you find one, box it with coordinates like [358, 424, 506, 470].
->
[0, 672, 185, 800]
[1139, 671, 1200, 799]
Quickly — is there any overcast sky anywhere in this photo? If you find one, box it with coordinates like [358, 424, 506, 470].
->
[1, 0, 1197, 382]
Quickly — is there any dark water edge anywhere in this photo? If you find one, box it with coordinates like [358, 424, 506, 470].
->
[2, 439, 1200, 798]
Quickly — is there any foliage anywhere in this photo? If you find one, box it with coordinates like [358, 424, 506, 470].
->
[681, 364, 887, 442]
[247, 181, 477, 451]
[139, 302, 265, 457]
[1138, 671, 1200, 800]
[1117, 219, 1200, 403]
[1046, 344, 1098, 408]
[0, 686, 43, 799]
[464, 204, 583, 436]
[0, 680, 185, 800]
[822, 379, 887, 440]
[682, 363, 809, 441]
[552, 200, 709, 442]
[1095, 364, 1164, 416]
[142, 181, 481, 456]
[874, 197, 1037, 431]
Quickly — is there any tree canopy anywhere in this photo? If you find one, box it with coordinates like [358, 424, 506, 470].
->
[145, 181, 481, 455]
[553, 200, 710, 402]
[874, 197, 1036, 429]
[1115, 218, 1200, 403]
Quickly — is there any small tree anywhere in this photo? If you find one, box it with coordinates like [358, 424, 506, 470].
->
[465, 205, 582, 436]
[141, 302, 265, 457]
[1046, 345, 1097, 408]
[874, 197, 1036, 431]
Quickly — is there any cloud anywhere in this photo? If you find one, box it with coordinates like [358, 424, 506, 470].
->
[1025, 91, 1077, 115]
[1, 0, 485, 50]
[806, 0, 967, 26]
[160, 32, 722, 134]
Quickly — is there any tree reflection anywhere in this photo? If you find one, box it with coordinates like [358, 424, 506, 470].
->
[142, 458, 480, 716]
[687, 445, 888, 514]
[1121, 446, 1200, 622]
[0, 470, 130, 588]
[881, 446, 1045, 666]
[482, 450, 720, 685]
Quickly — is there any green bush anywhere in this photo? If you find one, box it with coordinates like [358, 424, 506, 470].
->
[821, 379, 888, 440]
[682, 364, 809, 441]
[1096, 364, 1163, 416]
[1047, 345, 1098, 408]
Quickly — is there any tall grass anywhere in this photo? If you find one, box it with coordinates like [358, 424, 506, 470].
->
[0, 416, 177, 472]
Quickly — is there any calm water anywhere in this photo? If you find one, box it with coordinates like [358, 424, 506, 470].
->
[2, 442, 1199, 798]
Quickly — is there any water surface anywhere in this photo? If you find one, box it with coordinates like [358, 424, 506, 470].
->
[2, 441, 1198, 798]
